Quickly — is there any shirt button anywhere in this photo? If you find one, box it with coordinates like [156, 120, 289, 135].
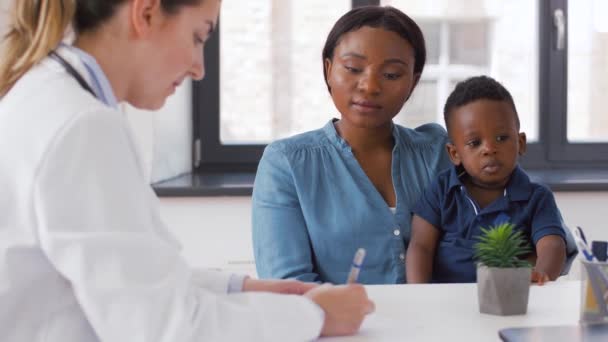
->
[399, 253, 405, 261]
[393, 229, 400, 236]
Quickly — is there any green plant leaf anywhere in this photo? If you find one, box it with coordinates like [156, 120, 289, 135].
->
[473, 222, 532, 268]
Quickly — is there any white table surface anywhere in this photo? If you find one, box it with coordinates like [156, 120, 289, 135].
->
[319, 281, 580, 342]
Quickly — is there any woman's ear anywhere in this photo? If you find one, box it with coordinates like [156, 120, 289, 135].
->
[518, 132, 527, 156]
[130, 0, 162, 38]
[324, 58, 333, 89]
[405, 73, 421, 101]
[446, 142, 461, 166]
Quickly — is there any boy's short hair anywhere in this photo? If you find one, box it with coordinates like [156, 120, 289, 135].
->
[443, 75, 520, 131]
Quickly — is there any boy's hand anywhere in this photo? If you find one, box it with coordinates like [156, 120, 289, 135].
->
[534, 235, 567, 282]
[531, 269, 550, 285]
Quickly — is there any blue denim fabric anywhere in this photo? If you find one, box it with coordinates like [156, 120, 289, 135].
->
[252, 119, 451, 284]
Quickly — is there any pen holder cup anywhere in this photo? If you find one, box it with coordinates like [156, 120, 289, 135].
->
[580, 260, 608, 324]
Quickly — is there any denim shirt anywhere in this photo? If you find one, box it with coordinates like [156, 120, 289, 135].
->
[252, 119, 451, 284]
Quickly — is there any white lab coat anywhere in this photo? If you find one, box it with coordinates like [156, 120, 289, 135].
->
[0, 48, 323, 342]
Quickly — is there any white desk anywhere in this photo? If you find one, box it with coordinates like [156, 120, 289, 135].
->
[320, 281, 580, 342]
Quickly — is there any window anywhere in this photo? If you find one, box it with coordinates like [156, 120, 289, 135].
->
[384, 0, 540, 142]
[396, 20, 494, 135]
[193, 0, 374, 170]
[218, 0, 350, 145]
[566, 0, 608, 143]
[541, 0, 608, 164]
[192, 0, 608, 172]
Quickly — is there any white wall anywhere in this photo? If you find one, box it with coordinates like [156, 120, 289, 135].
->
[161, 193, 608, 280]
[159, 197, 257, 276]
[123, 81, 192, 184]
[0, 0, 9, 35]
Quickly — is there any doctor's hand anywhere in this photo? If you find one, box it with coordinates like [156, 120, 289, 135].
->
[242, 277, 318, 295]
[304, 284, 375, 337]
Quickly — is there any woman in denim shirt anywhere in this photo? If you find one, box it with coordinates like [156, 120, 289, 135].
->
[252, 6, 451, 284]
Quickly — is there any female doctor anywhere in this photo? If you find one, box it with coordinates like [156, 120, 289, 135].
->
[0, 0, 373, 341]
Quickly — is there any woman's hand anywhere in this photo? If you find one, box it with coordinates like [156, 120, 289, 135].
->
[242, 277, 318, 295]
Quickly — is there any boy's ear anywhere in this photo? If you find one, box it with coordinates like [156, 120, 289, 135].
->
[130, 0, 162, 38]
[446, 142, 461, 166]
[518, 132, 527, 156]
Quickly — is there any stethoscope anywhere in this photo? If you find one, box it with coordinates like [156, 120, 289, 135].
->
[49, 51, 96, 97]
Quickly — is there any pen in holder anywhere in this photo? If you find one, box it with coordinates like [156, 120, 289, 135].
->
[579, 259, 608, 324]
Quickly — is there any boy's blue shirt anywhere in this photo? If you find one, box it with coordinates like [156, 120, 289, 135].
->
[413, 165, 567, 283]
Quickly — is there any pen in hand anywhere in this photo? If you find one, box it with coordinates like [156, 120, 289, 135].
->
[347, 248, 366, 284]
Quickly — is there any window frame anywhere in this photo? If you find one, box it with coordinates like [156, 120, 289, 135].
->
[191, 13, 263, 172]
[536, 0, 608, 167]
[191, 0, 608, 173]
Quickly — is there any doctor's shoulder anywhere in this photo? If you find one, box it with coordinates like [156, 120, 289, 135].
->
[2, 57, 106, 118]
[22, 60, 121, 130]
[1, 61, 126, 160]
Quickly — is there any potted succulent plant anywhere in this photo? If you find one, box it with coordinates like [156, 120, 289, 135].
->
[474, 222, 532, 316]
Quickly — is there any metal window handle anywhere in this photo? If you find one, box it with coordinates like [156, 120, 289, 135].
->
[193, 138, 202, 168]
[554, 8, 565, 51]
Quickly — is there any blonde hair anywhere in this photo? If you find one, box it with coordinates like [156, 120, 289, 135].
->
[0, 0, 75, 97]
